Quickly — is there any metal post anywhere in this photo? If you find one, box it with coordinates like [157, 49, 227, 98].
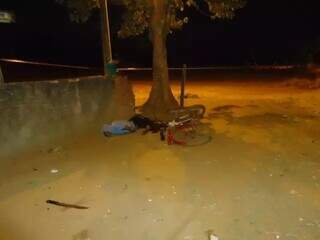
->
[100, 0, 113, 76]
[0, 64, 4, 88]
[180, 64, 187, 107]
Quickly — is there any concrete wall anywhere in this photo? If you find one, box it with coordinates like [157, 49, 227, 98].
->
[0, 75, 135, 158]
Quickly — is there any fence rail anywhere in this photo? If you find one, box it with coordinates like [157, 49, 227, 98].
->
[0, 58, 296, 72]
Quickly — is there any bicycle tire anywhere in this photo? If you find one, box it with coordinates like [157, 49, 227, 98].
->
[172, 124, 212, 147]
[170, 104, 206, 120]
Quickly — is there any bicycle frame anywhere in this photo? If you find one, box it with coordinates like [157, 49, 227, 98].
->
[166, 117, 198, 145]
[165, 104, 207, 146]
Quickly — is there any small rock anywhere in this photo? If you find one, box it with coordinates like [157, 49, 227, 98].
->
[207, 230, 219, 240]
[103, 209, 111, 218]
[209, 234, 219, 240]
[50, 169, 59, 174]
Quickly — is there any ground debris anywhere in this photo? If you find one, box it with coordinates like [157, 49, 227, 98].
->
[184, 93, 200, 99]
[50, 169, 59, 174]
[46, 200, 89, 209]
[73, 230, 90, 240]
[47, 146, 63, 154]
[207, 230, 219, 240]
[103, 209, 112, 218]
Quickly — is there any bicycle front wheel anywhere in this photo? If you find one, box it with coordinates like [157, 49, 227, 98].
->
[173, 124, 212, 147]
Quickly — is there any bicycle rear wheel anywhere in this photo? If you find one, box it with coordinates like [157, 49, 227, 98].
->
[173, 124, 212, 147]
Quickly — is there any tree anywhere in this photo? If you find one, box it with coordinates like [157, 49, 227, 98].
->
[57, 0, 246, 120]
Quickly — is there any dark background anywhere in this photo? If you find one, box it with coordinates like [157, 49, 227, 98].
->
[0, 0, 320, 69]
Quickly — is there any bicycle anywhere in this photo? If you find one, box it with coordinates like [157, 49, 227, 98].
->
[163, 105, 212, 147]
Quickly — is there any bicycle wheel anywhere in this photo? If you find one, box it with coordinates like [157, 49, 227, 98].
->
[173, 124, 212, 147]
[170, 104, 206, 120]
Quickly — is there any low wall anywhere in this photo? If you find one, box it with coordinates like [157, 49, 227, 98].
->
[0, 75, 135, 158]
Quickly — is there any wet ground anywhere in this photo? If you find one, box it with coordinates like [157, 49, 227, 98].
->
[1, 76, 320, 240]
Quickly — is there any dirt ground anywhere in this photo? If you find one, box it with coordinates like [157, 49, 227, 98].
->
[1, 76, 320, 240]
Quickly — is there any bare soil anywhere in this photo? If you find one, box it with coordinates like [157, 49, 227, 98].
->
[1, 76, 320, 240]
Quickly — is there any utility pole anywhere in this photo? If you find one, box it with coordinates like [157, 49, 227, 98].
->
[100, 0, 113, 76]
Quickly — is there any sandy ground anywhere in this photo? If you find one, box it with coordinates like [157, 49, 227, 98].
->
[1, 76, 320, 240]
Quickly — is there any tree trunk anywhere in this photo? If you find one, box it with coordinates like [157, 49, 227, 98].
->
[142, 1, 179, 120]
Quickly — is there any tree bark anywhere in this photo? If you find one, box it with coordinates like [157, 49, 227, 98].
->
[142, 0, 179, 120]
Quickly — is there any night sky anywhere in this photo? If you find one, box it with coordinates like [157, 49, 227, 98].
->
[0, 0, 319, 68]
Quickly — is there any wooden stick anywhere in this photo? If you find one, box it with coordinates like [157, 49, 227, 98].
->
[46, 200, 89, 209]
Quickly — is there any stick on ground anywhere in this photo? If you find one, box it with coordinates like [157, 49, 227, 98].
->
[46, 200, 89, 209]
